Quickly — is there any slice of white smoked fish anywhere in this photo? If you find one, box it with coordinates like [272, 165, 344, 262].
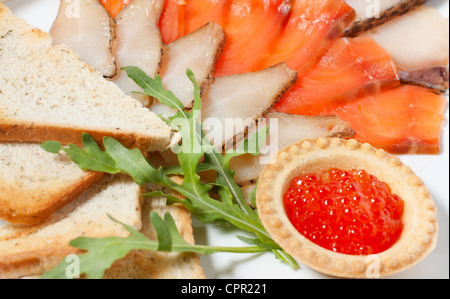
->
[112, 0, 165, 107]
[364, 6, 449, 93]
[229, 112, 355, 185]
[150, 22, 226, 119]
[201, 63, 298, 152]
[344, 0, 427, 36]
[50, 0, 117, 79]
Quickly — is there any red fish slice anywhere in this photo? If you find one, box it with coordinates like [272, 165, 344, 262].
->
[260, 0, 355, 74]
[334, 85, 447, 154]
[184, 0, 230, 35]
[213, 0, 292, 77]
[274, 36, 399, 116]
[99, 0, 131, 19]
[159, 0, 186, 44]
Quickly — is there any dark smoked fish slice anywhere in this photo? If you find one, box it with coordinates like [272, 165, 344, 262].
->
[399, 67, 449, 94]
[363, 6, 449, 94]
[344, 0, 427, 37]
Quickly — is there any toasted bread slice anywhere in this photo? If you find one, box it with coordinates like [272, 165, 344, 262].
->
[0, 4, 170, 152]
[0, 142, 104, 225]
[0, 174, 142, 279]
[105, 191, 206, 279]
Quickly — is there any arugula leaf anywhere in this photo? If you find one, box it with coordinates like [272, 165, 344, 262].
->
[202, 126, 268, 217]
[41, 213, 265, 279]
[40, 67, 298, 278]
[103, 137, 160, 186]
[122, 66, 186, 115]
[41, 133, 119, 174]
[41, 215, 158, 279]
[41, 141, 63, 154]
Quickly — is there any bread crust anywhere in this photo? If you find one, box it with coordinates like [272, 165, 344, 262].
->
[104, 179, 206, 279]
[0, 174, 143, 279]
[0, 171, 104, 225]
[0, 119, 167, 152]
[0, 246, 81, 279]
[0, 3, 171, 152]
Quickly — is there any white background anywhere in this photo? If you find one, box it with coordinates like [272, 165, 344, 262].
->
[5, 0, 449, 279]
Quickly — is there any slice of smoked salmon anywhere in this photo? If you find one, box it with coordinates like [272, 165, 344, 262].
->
[184, 0, 230, 35]
[274, 36, 399, 116]
[213, 0, 292, 77]
[159, 0, 186, 44]
[333, 85, 447, 154]
[260, 0, 355, 75]
[99, 0, 131, 19]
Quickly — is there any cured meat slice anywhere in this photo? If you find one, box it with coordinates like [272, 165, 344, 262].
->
[274, 36, 399, 116]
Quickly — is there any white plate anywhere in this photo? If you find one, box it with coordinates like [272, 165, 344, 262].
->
[4, 0, 449, 279]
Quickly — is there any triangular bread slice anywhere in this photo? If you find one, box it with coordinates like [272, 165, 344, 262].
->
[0, 142, 104, 225]
[0, 4, 170, 152]
[104, 183, 205, 279]
[0, 174, 142, 279]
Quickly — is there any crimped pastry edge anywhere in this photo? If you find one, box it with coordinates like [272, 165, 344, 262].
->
[256, 138, 438, 278]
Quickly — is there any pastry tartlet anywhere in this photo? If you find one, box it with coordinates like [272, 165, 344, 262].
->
[256, 138, 438, 278]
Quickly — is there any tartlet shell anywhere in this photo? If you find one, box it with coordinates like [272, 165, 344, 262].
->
[256, 138, 438, 278]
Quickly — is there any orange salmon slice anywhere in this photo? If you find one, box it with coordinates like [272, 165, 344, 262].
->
[260, 0, 355, 74]
[184, 0, 230, 35]
[159, 0, 186, 44]
[274, 36, 399, 116]
[213, 0, 292, 77]
[99, 0, 131, 19]
[334, 85, 447, 154]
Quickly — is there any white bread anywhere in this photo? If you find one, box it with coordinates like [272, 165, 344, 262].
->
[0, 175, 206, 279]
[105, 192, 206, 279]
[0, 142, 103, 225]
[0, 174, 142, 279]
[0, 4, 204, 279]
[0, 4, 171, 152]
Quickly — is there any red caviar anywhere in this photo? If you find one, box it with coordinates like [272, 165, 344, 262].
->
[283, 168, 404, 255]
